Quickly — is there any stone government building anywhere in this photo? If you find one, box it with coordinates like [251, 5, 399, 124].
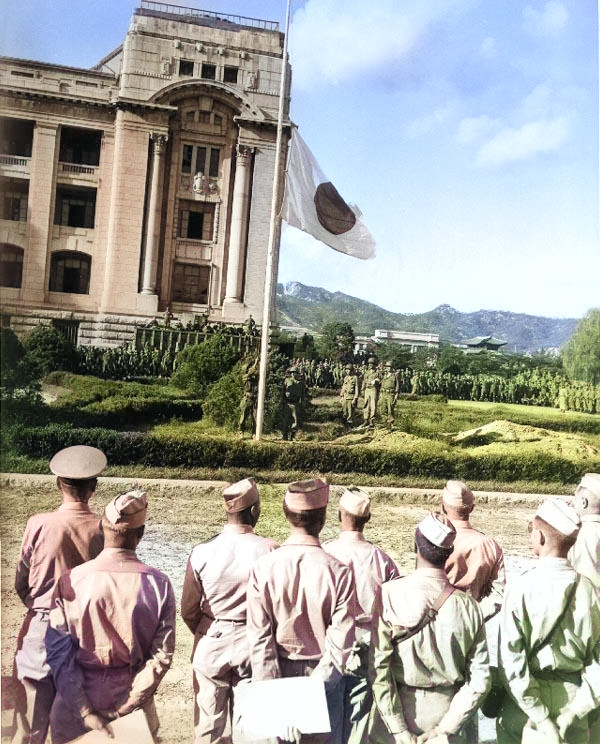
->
[0, 0, 290, 346]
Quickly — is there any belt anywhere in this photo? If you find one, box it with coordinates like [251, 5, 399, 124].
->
[213, 617, 245, 624]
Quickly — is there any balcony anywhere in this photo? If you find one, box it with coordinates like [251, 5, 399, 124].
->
[0, 154, 30, 178]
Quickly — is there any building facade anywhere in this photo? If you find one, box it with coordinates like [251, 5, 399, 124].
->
[0, 1, 290, 346]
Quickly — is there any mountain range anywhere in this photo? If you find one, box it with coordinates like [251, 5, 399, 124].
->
[275, 282, 579, 353]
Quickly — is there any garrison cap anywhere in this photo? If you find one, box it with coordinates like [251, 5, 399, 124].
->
[105, 490, 147, 529]
[285, 478, 329, 511]
[416, 512, 456, 549]
[442, 480, 474, 508]
[576, 473, 600, 500]
[223, 478, 259, 513]
[339, 486, 370, 518]
[50, 445, 107, 480]
[536, 498, 580, 537]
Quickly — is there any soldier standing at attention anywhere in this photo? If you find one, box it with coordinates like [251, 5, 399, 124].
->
[361, 357, 380, 427]
[247, 479, 357, 744]
[13, 445, 106, 744]
[45, 490, 176, 744]
[323, 487, 399, 744]
[340, 364, 359, 425]
[497, 498, 600, 744]
[181, 479, 277, 744]
[441, 480, 505, 621]
[282, 367, 304, 440]
[372, 512, 490, 744]
[568, 472, 600, 589]
[378, 361, 399, 428]
[238, 355, 260, 435]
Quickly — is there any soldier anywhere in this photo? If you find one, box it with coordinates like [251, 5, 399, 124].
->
[13, 445, 106, 744]
[371, 512, 490, 744]
[441, 480, 505, 621]
[45, 490, 176, 744]
[339, 363, 359, 425]
[361, 357, 380, 427]
[323, 487, 399, 744]
[378, 361, 399, 428]
[247, 479, 357, 744]
[568, 472, 600, 588]
[497, 498, 600, 744]
[282, 367, 304, 440]
[238, 355, 260, 435]
[181, 479, 277, 743]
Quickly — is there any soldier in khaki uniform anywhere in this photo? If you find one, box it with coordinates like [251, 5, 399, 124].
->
[372, 512, 490, 744]
[181, 479, 277, 744]
[361, 358, 380, 426]
[13, 445, 106, 744]
[568, 473, 600, 589]
[441, 480, 505, 621]
[378, 361, 399, 427]
[339, 364, 359, 425]
[323, 487, 399, 744]
[247, 479, 358, 744]
[497, 498, 600, 744]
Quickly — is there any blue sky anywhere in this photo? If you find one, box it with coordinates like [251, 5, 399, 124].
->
[1, 0, 598, 320]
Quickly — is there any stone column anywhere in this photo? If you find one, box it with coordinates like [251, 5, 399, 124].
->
[141, 133, 167, 294]
[223, 144, 254, 305]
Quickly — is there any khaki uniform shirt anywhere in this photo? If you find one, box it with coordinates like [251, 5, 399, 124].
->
[47, 547, 176, 720]
[15, 502, 103, 611]
[247, 534, 357, 683]
[372, 567, 489, 736]
[181, 524, 277, 637]
[323, 531, 399, 642]
[498, 556, 600, 725]
[568, 514, 600, 589]
[444, 520, 505, 619]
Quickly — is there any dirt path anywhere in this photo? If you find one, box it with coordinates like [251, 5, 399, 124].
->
[1, 475, 547, 744]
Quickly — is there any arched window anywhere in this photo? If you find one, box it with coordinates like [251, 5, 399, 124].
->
[49, 251, 91, 294]
[0, 243, 24, 288]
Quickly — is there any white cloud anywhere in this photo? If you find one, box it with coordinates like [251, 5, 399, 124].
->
[457, 115, 499, 145]
[480, 36, 496, 57]
[517, 82, 554, 120]
[475, 117, 570, 166]
[406, 101, 458, 138]
[523, 1, 568, 37]
[290, 0, 468, 90]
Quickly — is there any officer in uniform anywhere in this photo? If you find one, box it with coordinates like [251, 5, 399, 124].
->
[238, 355, 260, 435]
[181, 479, 277, 743]
[372, 512, 490, 744]
[282, 367, 304, 440]
[45, 490, 176, 744]
[323, 487, 399, 744]
[497, 498, 600, 744]
[441, 480, 505, 621]
[339, 364, 359, 425]
[361, 358, 380, 427]
[378, 361, 399, 428]
[13, 445, 106, 744]
[247, 479, 358, 744]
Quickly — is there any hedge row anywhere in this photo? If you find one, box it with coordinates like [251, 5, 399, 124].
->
[8, 424, 598, 483]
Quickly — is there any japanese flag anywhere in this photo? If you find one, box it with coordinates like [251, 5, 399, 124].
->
[281, 129, 376, 260]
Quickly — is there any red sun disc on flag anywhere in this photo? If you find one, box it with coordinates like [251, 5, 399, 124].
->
[314, 182, 357, 235]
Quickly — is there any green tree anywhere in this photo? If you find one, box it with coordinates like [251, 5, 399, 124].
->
[21, 324, 77, 381]
[171, 335, 241, 398]
[561, 308, 600, 385]
[1, 328, 27, 392]
[317, 322, 355, 361]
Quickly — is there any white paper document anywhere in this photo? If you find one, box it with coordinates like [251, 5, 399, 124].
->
[69, 709, 154, 744]
[233, 677, 331, 741]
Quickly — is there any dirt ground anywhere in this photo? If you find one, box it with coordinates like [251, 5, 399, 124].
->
[0, 474, 546, 744]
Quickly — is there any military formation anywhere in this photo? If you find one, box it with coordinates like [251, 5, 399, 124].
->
[10, 444, 600, 744]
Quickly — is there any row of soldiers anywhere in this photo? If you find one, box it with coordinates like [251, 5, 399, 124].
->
[340, 358, 402, 427]
[10, 445, 600, 744]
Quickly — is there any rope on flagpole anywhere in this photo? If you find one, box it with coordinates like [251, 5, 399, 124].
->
[254, 0, 291, 441]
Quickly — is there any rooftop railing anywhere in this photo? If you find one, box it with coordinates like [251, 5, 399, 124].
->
[137, 1, 279, 32]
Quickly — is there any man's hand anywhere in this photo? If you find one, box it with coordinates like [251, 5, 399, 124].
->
[393, 732, 417, 744]
[523, 718, 560, 744]
[83, 712, 114, 738]
[416, 726, 448, 743]
[276, 725, 301, 743]
[556, 711, 576, 738]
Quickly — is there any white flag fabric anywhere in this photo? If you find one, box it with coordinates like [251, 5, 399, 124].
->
[281, 129, 376, 260]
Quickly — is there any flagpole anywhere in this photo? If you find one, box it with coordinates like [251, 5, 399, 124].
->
[254, 0, 291, 441]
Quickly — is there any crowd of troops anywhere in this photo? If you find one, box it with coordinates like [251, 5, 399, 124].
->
[11, 444, 600, 744]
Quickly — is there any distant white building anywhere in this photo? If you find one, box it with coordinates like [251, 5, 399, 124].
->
[372, 329, 440, 352]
